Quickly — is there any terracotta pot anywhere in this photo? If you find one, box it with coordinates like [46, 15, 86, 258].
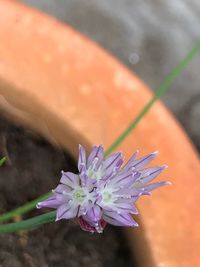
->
[0, 1, 199, 266]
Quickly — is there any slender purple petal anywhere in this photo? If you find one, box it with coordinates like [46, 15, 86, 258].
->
[78, 145, 87, 172]
[56, 203, 78, 221]
[131, 151, 158, 170]
[139, 165, 167, 184]
[103, 211, 138, 227]
[113, 200, 138, 214]
[108, 170, 136, 187]
[123, 150, 139, 171]
[53, 184, 71, 194]
[114, 188, 141, 200]
[79, 172, 88, 187]
[142, 181, 170, 193]
[104, 152, 123, 170]
[87, 145, 104, 168]
[85, 205, 102, 222]
[60, 172, 79, 187]
[37, 196, 61, 209]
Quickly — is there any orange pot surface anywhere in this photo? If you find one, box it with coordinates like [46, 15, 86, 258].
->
[0, 1, 199, 266]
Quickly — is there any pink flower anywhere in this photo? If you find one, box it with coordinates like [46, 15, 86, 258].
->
[37, 145, 169, 233]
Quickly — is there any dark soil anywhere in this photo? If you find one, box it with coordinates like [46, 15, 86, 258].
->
[0, 117, 134, 267]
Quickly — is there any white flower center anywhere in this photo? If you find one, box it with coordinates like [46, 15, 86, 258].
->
[99, 186, 118, 206]
[102, 191, 112, 202]
[73, 189, 86, 204]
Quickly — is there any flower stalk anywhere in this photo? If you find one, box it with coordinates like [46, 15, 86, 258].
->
[0, 211, 56, 233]
[0, 192, 52, 223]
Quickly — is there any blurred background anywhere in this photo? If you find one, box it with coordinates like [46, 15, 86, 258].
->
[21, 0, 200, 151]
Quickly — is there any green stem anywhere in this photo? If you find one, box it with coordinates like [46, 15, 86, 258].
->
[0, 211, 56, 233]
[0, 41, 200, 232]
[0, 192, 52, 223]
[105, 41, 200, 155]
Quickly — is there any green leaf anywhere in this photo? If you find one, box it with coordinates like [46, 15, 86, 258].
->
[0, 157, 6, 166]
[0, 192, 52, 223]
[0, 211, 56, 233]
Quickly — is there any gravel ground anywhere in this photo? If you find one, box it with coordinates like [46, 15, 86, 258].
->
[21, 0, 200, 151]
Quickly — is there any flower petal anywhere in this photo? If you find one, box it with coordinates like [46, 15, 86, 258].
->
[56, 203, 78, 220]
[108, 170, 136, 188]
[84, 205, 102, 223]
[114, 188, 140, 201]
[87, 145, 104, 168]
[78, 145, 87, 172]
[123, 150, 139, 171]
[139, 165, 167, 184]
[53, 184, 71, 194]
[113, 200, 138, 214]
[142, 181, 170, 194]
[37, 195, 61, 209]
[103, 211, 138, 227]
[131, 151, 158, 170]
[103, 152, 123, 174]
[60, 172, 80, 188]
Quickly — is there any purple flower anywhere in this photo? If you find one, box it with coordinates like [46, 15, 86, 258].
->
[37, 145, 169, 233]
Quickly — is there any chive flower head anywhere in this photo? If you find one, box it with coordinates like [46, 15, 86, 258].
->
[37, 145, 169, 233]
